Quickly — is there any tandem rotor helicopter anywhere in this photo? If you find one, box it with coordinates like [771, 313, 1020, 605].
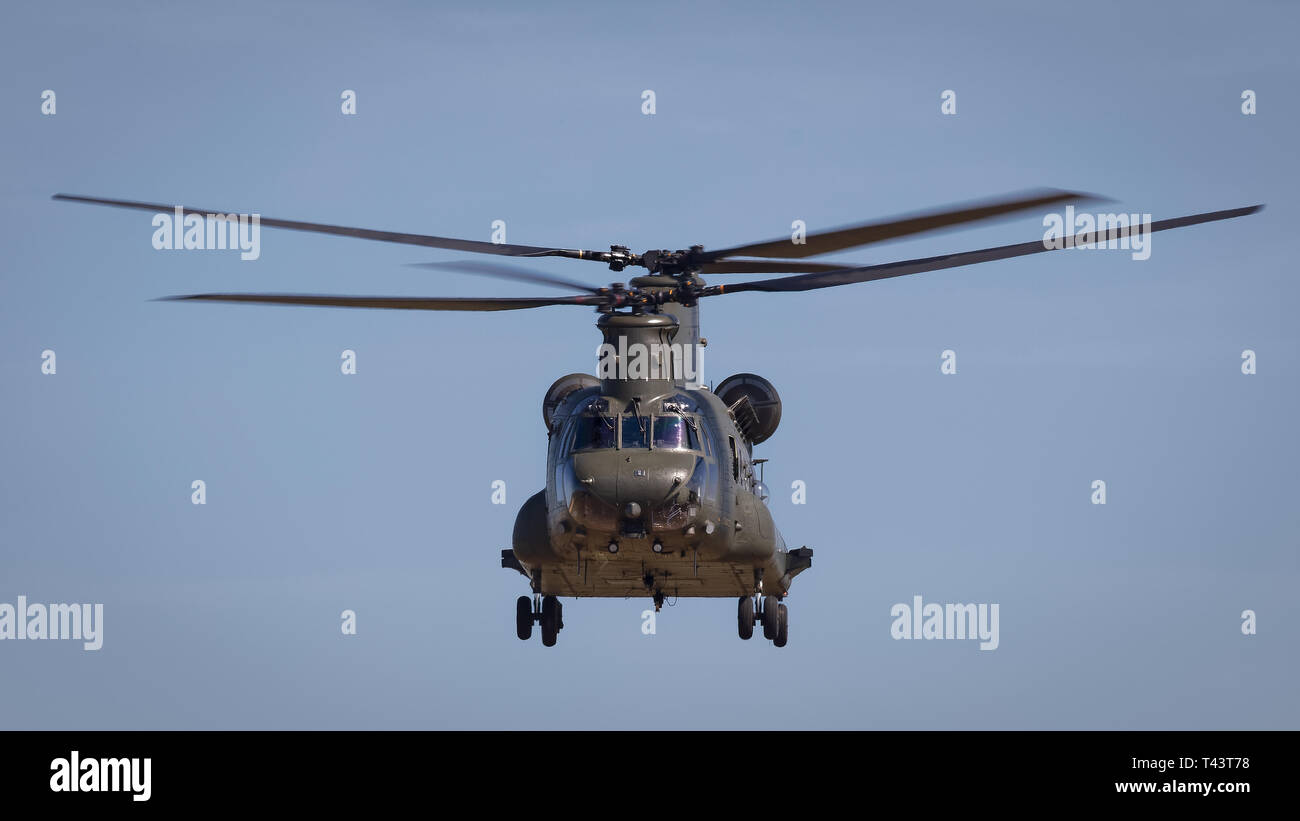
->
[54, 190, 1260, 647]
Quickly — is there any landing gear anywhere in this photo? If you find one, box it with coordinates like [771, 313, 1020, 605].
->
[738, 596, 755, 640]
[515, 596, 532, 640]
[774, 603, 788, 648]
[761, 594, 780, 640]
[516, 593, 564, 646]
[540, 595, 562, 647]
[737, 595, 789, 647]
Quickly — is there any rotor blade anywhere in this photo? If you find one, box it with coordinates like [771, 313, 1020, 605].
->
[697, 260, 850, 274]
[701, 205, 1263, 296]
[53, 193, 600, 260]
[158, 293, 610, 311]
[701, 188, 1104, 261]
[407, 260, 600, 293]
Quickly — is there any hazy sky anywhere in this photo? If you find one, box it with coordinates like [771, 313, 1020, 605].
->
[1, 0, 1296, 729]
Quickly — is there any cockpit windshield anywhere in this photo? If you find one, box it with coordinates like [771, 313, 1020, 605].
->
[572, 415, 616, 450]
[653, 415, 699, 450]
[621, 416, 648, 449]
[571, 413, 702, 451]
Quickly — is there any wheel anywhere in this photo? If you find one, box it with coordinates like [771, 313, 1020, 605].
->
[541, 595, 560, 647]
[515, 596, 533, 641]
[774, 603, 788, 647]
[515, 596, 533, 640]
[761, 595, 780, 640]
[737, 596, 754, 640]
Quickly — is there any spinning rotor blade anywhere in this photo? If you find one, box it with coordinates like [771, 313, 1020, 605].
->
[407, 260, 600, 293]
[53, 194, 604, 260]
[409, 257, 849, 287]
[160, 293, 610, 311]
[701, 205, 1263, 296]
[701, 188, 1102, 261]
[697, 260, 849, 275]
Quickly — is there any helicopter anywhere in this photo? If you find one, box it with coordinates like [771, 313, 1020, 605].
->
[52, 190, 1261, 647]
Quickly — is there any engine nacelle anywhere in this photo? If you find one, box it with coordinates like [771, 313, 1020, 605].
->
[715, 373, 782, 444]
[542, 373, 600, 430]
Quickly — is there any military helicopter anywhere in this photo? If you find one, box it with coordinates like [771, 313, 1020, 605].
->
[53, 190, 1261, 647]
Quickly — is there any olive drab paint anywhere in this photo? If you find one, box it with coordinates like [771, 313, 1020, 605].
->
[506, 308, 813, 646]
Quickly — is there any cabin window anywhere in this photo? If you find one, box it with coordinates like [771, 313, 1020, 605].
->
[697, 419, 713, 458]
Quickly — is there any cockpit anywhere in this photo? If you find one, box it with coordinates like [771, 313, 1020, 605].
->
[554, 398, 717, 536]
[568, 412, 703, 452]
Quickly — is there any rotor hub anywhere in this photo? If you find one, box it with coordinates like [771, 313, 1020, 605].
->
[636, 245, 706, 276]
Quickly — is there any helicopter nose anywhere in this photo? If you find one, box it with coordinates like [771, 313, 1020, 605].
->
[568, 450, 700, 533]
[616, 451, 697, 506]
[570, 451, 621, 506]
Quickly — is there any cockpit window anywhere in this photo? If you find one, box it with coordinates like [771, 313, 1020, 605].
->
[653, 416, 684, 449]
[652, 415, 699, 450]
[572, 415, 616, 450]
[621, 415, 648, 449]
[574, 412, 702, 451]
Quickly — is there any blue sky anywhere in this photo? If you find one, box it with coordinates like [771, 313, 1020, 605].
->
[1, 0, 1296, 728]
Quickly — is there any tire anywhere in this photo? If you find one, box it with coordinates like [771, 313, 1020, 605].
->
[738, 596, 754, 640]
[541, 596, 560, 647]
[774, 603, 788, 648]
[762, 595, 780, 640]
[515, 596, 533, 641]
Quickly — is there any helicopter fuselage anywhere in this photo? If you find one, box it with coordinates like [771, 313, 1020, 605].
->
[508, 310, 812, 602]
